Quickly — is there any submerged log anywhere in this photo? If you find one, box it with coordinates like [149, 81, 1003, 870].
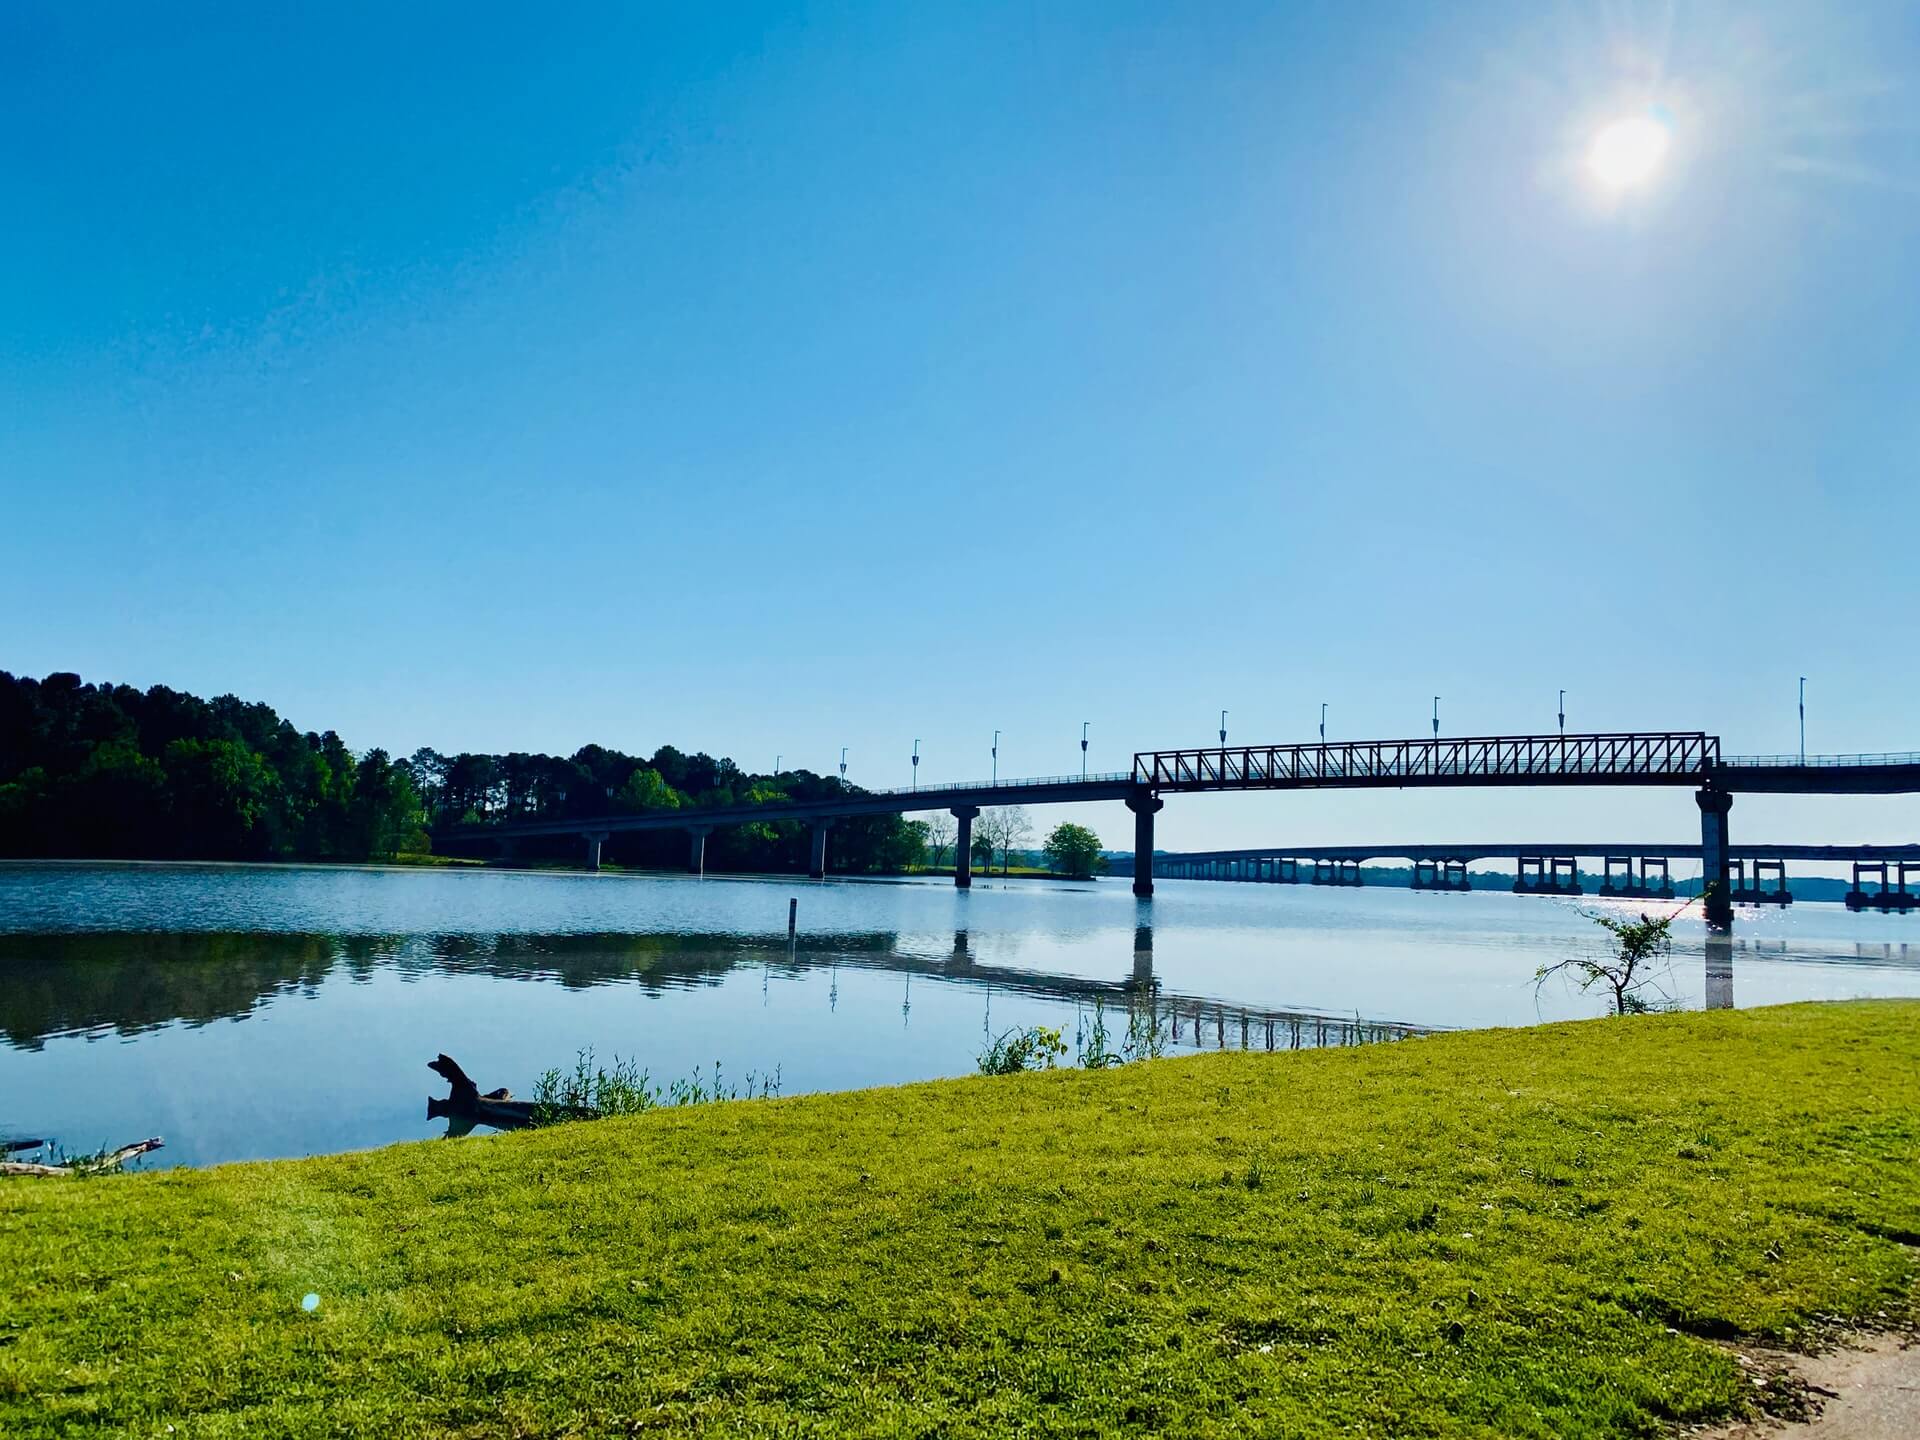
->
[1, 1137, 164, 1178]
[427, 1054, 592, 1131]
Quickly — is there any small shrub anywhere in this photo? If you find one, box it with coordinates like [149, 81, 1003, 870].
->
[1537, 908, 1679, 1015]
[978, 1026, 1067, 1075]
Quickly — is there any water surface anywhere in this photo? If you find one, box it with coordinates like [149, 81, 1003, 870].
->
[4, 861, 1917, 1167]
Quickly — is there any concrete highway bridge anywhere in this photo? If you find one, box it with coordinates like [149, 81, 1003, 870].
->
[1146, 843, 1920, 912]
[437, 731, 1920, 928]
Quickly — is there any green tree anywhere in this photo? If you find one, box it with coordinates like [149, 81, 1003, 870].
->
[350, 749, 428, 857]
[1043, 822, 1103, 879]
[887, 819, 929, 871]
[161, 738, 280, 858]
[616, 767, 682, 813]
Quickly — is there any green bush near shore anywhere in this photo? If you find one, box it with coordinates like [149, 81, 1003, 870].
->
[3, 1002, 1917, 1437]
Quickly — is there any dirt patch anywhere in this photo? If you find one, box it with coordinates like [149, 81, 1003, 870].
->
[1698, 1334, 1920, 1439]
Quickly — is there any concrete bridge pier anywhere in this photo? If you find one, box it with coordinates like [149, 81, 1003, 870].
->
[1127, 794, 1164, 899]
[951, 805, 979, 889]
[687, 825, 712, 875]
[582, 830, 609, 872]
[1697, 788, 1734, 929]
[1730, 857, 1792, 906]
[808, 818, 833, 880]
[1513, 855, 1581, 896]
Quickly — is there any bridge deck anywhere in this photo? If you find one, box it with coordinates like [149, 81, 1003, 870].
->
[1154, 843, 1920, 865]
[442, 733, 1920, 847]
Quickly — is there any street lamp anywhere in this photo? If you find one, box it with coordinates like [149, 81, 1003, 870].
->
[1080, 721, 1089, 779]
[911, 738, 920, 790]
[775, 754, 781, 775]
[1799, 677, 1806, 763]
[1219, 709, 1228, 747]
[839, 747, 848, 789]
[1432, 697, 1440, 740]
[1320, 703, 1327, 745]
[1558, 690, 1565, 737]
[992, 730, 1000, 785]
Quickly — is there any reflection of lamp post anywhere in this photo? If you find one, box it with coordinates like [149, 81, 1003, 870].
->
[1080, 721, 1089, 779]
[1799, 677, 1806, 763]
[1320, 703, 1327, 744]
[1219, 709, 1228, 747]
[1558, 690, 1565, 737]
[992, 730, 1000, 785]
[839, 747, 848, 789]
[1432, 697, 1440, 739]
[911, 738, 920, 790]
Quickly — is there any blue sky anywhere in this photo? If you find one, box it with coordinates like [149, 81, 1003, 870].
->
[4, 2, 1918, 853]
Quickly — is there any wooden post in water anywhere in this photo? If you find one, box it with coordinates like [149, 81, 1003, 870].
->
[788, 897, 797, 938]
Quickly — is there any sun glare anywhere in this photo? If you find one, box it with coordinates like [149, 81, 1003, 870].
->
[1587, 113, 1671, 192]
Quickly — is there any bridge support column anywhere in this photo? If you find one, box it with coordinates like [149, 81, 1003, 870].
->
[687, 825, 712, 876]
[1696, 788, 1734, 930]
[582, 830, 608, 872]
[1127, 793, 1164, 899]
[808, 819, 833, 880]
[951, 806, 979, 889]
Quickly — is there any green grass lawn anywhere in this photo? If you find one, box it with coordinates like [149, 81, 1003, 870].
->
[4, 1002, 1918, 1438]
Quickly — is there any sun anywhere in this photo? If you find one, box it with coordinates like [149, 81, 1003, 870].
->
[1587, 112, 1671, 192]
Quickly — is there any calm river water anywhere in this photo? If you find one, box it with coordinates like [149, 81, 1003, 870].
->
[4, 861, 1918, 1168]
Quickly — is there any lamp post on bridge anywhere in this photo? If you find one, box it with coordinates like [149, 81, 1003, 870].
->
[1799, 677, 1806, 763]
[1558, 690, 1565, 737]
[839, 747, 848, 790]
[911, 739, 920, 790]
[1219, 710, 1228, 747]
[1432, 697, 1440, 740]
[992, 730, 999, 786]
[1081, 722, 1089, 779]
[1320, 703, 1327, 744]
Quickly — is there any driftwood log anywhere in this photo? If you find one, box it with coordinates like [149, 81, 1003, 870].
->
[1, 1137, 164, 1178]
[427, 1054, 593, 1133]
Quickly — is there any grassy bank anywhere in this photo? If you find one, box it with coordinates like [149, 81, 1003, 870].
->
[4, 1003, 1918, 1437]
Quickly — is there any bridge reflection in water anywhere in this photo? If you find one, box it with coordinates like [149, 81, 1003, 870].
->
[1706, 933, 1734, 1011]
[0, 920, 1785, 1057]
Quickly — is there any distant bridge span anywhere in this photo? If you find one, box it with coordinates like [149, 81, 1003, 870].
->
[1148, 842, 1920, 910]
[1153, 843, 1920, 865]
[436, 731, 1920, 927]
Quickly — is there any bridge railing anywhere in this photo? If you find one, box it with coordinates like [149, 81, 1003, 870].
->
[1133, 733, 1720, 790]
[856, 771, 1134, 798]
[1720, 751, 1920, 769]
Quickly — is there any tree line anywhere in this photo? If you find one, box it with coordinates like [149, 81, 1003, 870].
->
[1, 671, 1111, 875]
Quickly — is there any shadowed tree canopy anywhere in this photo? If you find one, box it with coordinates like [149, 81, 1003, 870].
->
[0, 671, 924, 874]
